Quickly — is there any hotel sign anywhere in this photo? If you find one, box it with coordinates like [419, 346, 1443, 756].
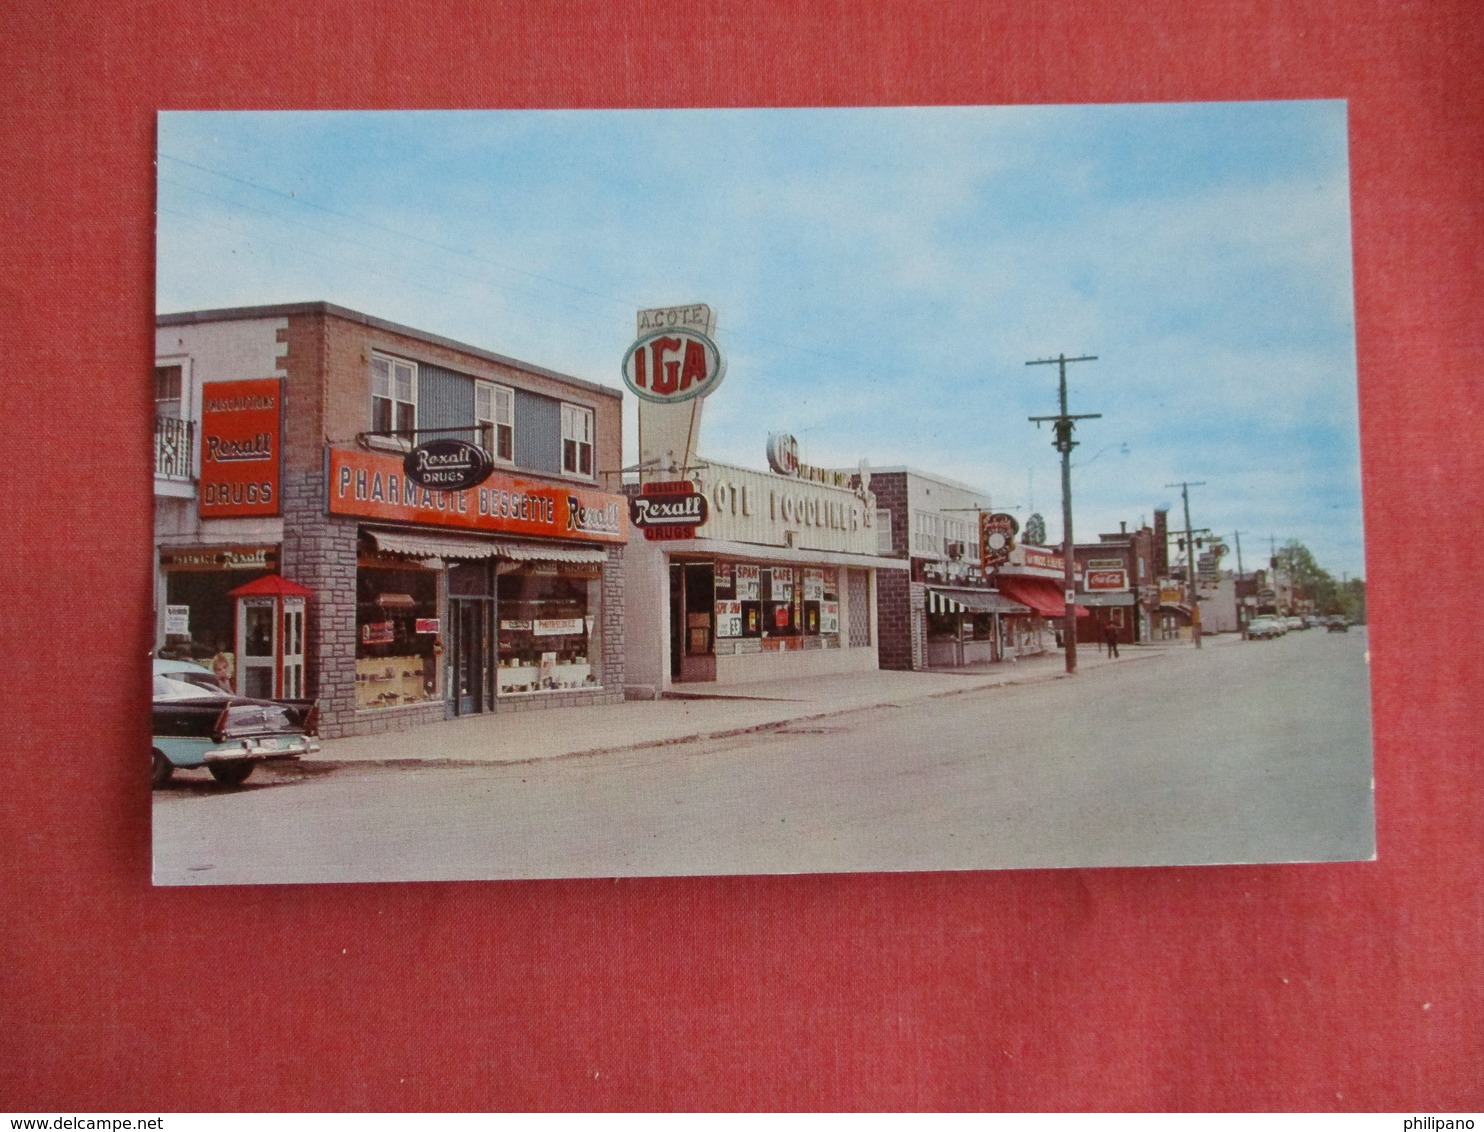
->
[199, 378, 282, 518]
[328, 448, 627, 543]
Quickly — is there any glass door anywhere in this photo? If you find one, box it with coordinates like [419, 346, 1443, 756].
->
[450, 598, 491, 715]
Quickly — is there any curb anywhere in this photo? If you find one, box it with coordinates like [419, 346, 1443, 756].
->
[308, 648, 1170, 772]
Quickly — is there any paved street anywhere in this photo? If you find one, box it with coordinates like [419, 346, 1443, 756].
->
[152, 629, 1373, 884]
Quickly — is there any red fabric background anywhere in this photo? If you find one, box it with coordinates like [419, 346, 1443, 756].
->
[2, 0, 1480, 1112]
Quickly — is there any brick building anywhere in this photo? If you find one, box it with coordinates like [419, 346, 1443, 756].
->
[1072, 521, 1159, 647]
[154, 302, 628, 737]
[855, 468, 1036, 671]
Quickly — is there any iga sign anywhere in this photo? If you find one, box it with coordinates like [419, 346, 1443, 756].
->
[199, 378, 281, 518]
[622, 326, 726, 404]
[630, 480, 709, 541]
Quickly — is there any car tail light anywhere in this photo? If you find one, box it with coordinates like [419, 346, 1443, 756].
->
[211, 706, 232, 744]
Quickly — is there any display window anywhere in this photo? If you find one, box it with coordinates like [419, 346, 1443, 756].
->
[356, 564, 440, 709]
[497, 567, 600, 693]
[711, 561, 839, 642]
[160, 555, 275, 661]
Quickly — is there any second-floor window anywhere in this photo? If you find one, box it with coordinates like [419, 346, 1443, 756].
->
[371, 353, 416, 437]
[155, 364, 183, 419]
[561, 403, 593, 477]
[476, 381, 515, 463]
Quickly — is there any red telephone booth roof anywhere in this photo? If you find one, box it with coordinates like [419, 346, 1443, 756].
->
[227, 574, 315, 598]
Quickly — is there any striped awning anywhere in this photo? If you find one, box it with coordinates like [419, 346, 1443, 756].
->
[925, 587, 1031, 615]
[365, 527, 608, 565]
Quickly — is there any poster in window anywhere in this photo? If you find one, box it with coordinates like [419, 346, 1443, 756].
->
[361, 621, 395, 645]
[715, 562, 734, 592]
[803, 568, 824, 601]
[821, 601, 840, 635]
[772, 567, 793, 602]
[164, 605, 190, 636]
[735, 564, 760, 601]
[715, 600, 742, 638]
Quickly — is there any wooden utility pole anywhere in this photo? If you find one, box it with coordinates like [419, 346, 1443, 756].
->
[1027, 353, 1099, 674]
[1165, 480, 1207, 648]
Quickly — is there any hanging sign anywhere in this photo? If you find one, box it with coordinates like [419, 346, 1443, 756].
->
[980, 512, 1020, 568]
[622, 325, 726, 404]
[403, 438, 495, 491]
[630, 479, 710, 541]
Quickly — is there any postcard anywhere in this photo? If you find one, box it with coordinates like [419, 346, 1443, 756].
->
[150, 104, 1371, 884]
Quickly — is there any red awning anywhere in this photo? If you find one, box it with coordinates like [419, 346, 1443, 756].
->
[227, 573, 314, 598]
[995, 576, 1090, 618]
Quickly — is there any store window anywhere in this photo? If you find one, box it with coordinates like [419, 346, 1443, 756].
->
[497, 567, 599, 693]
[476, 380, 515, 463]
[371, 353, 417, 438]
[355, 564, 439, 709]
[560, 403, 594, 477]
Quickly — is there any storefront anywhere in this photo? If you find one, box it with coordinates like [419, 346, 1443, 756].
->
[156, 545, 278, 662]
[923, 585, 1032, 667]
[624, 459, 904, 694]
[993, 545, 1090, 655]
[326, 448, 626, 727]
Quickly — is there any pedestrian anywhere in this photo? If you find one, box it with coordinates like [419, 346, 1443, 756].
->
[1103, 623, 1120, 658]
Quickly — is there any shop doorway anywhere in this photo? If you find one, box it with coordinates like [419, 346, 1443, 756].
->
[669, 561, 716, 683]
[449, 597, 492, 715]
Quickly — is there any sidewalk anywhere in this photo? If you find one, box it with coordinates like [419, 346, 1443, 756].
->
[308, 640, 1184, 768]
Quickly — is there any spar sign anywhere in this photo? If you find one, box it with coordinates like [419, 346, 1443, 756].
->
[622, 325, 726, 404]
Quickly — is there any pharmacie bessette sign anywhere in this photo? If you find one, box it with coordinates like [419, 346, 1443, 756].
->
[328, 449, 627, 543]
[199, 377, 282, 518]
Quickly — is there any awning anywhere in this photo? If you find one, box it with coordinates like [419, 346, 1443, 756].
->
[926, 587, 1031, 615]
[365, 527, 608, 565]
[995, 575, 1091, 618]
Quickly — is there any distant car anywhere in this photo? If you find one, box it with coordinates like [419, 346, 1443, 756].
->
[152, 672, 320, 788]
[1327, 617, 1350, 633]
[1285, 616, 1305, 631]
[153, 656, 227, 692]
[1246, 617, 1285, 640]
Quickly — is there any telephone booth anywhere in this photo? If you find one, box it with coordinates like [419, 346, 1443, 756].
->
[227, 574, 313, 699]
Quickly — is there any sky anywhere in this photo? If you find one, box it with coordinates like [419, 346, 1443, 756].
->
[156, 102, 1365, 578]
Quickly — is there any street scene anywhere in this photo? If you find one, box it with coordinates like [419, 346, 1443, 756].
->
[153, 627, 1372, 884]
[151, 103, 1370, 883]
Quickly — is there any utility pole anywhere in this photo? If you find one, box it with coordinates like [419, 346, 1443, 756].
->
[1028, 353, 1099, 674]
[1165, 480, 1206, 648]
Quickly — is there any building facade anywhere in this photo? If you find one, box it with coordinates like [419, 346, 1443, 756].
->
[861, 469, 1036, 671]
[622, 458, 900, 695]
[1073, 522, 1159, 647]
[154, 302, 628, 738]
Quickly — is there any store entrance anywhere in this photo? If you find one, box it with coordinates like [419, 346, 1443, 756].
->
[449, 597, 492, 715]
[671, 561, 716, 684]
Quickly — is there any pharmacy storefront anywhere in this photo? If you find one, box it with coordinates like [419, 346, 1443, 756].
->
[624, 457, 906, 694]
[325, 448, 627, 726]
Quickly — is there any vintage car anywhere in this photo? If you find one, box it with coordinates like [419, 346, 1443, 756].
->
[152, 672, 320, 788]
[1245, 616, 1286, 640]
[153, 656, 227, 692]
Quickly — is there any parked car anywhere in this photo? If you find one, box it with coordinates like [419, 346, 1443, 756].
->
[1326, 617, 1350, 633]
[1246, 616, 1285, 640]
[1285, 616, 1305, 631]
[152, 672, 320, 788]
[153, 656, 227, 692]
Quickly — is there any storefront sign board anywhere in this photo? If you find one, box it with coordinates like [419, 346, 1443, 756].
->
[199, 378, 282, 519]
[691, 460, 878, 556]
[403, 438, 495, 491]
[1085, 568, 1129, 592]
[328, 448, 627, 543]
[980, 512, 1019, 568]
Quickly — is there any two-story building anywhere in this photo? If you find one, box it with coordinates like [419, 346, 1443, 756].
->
[1072, 521, 1159, 647]
[154, 302, 629, 737]
[858, 468, 1036, 671]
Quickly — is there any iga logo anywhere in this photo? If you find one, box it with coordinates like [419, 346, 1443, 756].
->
[622, 327, 726, 404]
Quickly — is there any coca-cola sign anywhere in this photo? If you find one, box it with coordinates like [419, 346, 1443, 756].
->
[402, 438, 496, 491]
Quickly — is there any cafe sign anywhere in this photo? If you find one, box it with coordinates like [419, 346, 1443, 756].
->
[403, 438, 495, 491]
[622, 325, 726, 404]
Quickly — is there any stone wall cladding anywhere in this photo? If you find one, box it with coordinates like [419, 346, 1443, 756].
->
[858, 470, 915, 668]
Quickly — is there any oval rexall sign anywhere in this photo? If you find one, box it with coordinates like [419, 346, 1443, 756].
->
[621, 327, 726, 404]
[403, 438, 496, 492]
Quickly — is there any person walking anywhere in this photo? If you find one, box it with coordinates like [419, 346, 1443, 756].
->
[1103, 622, 1120, 658]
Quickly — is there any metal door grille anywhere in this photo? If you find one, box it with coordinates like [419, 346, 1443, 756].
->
[847, 569, 871, 646]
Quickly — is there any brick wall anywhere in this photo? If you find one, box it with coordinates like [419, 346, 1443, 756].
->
[876, 568, 915, 669]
